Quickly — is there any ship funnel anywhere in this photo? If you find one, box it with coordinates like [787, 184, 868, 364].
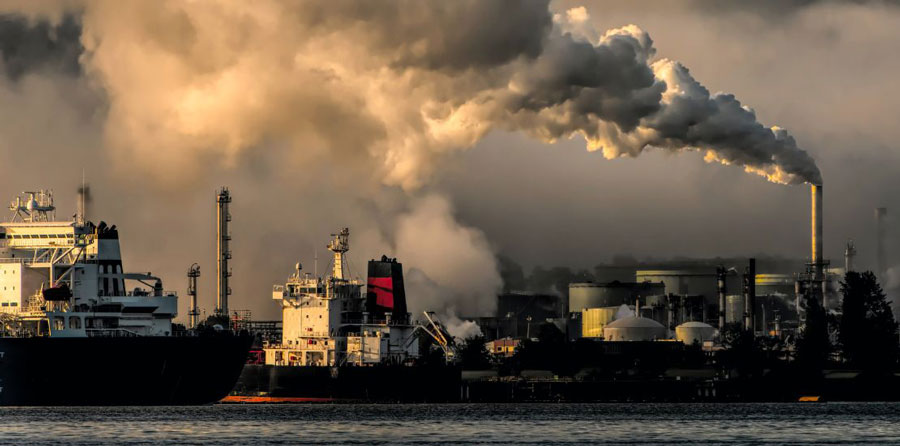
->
[367, 255, 408, 324]
[216, 187, 232, 317]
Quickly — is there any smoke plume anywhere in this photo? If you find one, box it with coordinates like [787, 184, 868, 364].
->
[0, 1, 829, 320]
[2, 0, 820, 188]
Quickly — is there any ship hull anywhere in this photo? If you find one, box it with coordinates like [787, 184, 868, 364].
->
[232, 364, 461, 402]
[0, 334, 252, 405]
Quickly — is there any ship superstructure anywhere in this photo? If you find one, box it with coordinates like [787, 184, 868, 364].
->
[0, 190, 176, 338]
[0, 188, 251, 405]
[265, 228, 419, 367]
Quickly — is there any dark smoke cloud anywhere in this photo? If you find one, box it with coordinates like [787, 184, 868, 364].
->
[0, 14, 81, 80]
[0, 0, 896, 321]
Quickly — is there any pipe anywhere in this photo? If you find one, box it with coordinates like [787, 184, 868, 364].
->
[811, 184, 824, 280]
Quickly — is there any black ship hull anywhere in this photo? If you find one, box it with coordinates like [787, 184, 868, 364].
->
[232, 364, 461, 402]
[0, 334, 252, 405]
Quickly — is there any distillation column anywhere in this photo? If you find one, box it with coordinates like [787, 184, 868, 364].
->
[188, 263, 200, 328]
[216, 187, 232, 317]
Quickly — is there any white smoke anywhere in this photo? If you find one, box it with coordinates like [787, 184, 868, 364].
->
[0, 1, 824, 321]
[614, 303, 634, 320]
[0, 1, 820, 188]
[386, 194, 499, 335]
[886, 265, 900, 291]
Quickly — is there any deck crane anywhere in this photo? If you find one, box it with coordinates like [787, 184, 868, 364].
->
[418, 311, 458, 363]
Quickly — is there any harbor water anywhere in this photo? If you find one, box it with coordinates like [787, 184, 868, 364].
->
[2, 403, 900, 445]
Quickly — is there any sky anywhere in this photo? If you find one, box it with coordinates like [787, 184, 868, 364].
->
[0, 0, 897, 322]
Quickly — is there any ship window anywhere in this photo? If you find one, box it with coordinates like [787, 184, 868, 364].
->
[69, 317, 81, 329]
[1, 302, 7, 307]
[10, 302, 16, 307]
[53, 317, 65, 331]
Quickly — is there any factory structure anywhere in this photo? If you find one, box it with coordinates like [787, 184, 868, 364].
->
[471, 184, 891, 352]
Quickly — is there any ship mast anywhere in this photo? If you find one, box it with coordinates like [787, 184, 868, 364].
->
[327, 228, 349, 280]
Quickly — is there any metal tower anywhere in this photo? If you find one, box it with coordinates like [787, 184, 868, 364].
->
[216, 187, 232, 317]
[187, 263, 200, 328]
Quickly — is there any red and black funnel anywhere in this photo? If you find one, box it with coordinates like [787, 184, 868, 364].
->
[366, 255, 408, 323]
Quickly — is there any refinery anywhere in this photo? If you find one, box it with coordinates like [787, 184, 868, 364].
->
[0, 178, 895, 404]
[0, 1, 897, 409]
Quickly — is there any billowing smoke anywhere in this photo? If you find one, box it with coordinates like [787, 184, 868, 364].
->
[391, 195, 499, 335]
[0, 1, 824, 321]
[4, 0, 820, 188]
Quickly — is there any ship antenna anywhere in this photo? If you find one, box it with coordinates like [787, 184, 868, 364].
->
[79, 169, 85, 224]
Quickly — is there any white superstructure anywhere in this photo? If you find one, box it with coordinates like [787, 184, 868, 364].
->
[264, 228, 419, 367]
[0, 190, 177, 338]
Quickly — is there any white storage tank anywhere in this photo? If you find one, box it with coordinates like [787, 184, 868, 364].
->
[603, 316, 666, 341]
[675, 321, 716, 345]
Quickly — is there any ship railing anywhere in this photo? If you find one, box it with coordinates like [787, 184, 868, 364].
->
[0, 258, 26, 264]
[85, 328, 141, 338]
[343, 318, 389, 326]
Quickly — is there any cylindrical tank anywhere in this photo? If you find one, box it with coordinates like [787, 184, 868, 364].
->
[603, 316, 667, 341]
[675, 321, 716, 345]
[580, 307, 618, 338]
[568, 281, 664, 312]
[725, 295, 743, 324]
[755, 274, 795, 297]
[634, 269, 723, 306]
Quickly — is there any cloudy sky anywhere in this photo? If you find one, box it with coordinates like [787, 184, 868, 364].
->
[0, 0, 897, 320]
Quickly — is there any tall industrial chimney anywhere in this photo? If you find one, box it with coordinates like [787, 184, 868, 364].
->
[876, 207, 887, 281]
[844, 240, 857, 273]
[811, 184, 824, 280]
[187, 263, 200, 328]
[743, 258, 756, 333]
[216, 187, 232, 317]
[716, 265, 727, 330]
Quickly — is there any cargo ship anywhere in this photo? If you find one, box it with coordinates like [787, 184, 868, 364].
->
[0, 189, 251, 405]
[229, 228, 461, 402]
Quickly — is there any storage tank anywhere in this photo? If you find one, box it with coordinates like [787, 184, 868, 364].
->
[675, 321, 716, 345]
[603, 316, 667, 341]
[581, 307, 618, 338]
[568, 281, 664, 312]
[635, 269, 720, 299]
[755, 274, 795, 298]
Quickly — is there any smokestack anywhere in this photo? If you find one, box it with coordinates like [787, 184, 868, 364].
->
[716, 265, 727, 330]
[743, 258, 756, 334]
[187, 263, 200, 328]
[845, 240, 857, 273]
[876, 207, 887, 281]
[811, 184, 824, 280]
[216, 187, 232, 317]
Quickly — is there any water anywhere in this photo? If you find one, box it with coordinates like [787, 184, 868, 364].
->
[2, 403, 900, 445]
